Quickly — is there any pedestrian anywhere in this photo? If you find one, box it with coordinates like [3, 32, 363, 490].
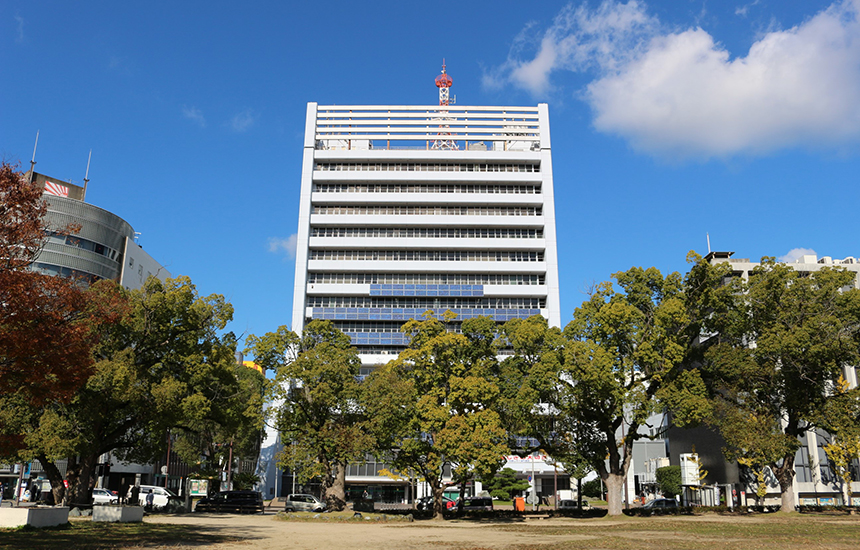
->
[0, 482, 5, 507]
[130, 484, 140, 506]
[145, 490, 154, 511]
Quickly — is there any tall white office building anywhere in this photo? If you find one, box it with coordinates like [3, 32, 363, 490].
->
[291, 67, 560, 370]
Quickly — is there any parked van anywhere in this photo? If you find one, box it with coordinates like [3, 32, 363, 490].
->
[136, 485, 177, 509]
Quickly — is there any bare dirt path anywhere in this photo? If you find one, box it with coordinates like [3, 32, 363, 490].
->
[147, 512, 591, 550]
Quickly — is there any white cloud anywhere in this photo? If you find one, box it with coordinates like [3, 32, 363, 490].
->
[268, 234, 297, 259]
[14, 13, 24, 43]
[735, 1, 760, 18]
[488, 0, 860, 160]
[230, 108, 256, 132]
[486, 1, 657, 95]
[182, 105, 206, 127]
[778, 248, 817, 263]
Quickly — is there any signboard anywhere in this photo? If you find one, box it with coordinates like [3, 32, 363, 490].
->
[189, 479, 209, 497]
[680, 454, 700, 486]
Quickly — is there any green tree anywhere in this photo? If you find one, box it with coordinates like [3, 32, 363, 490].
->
[561, 266, 697, 516]
[656, 465, 681, 498]
[364, 312, 507, 518]
[246, 320, 367, 511]
[819, 376, 860, 507]
[480, 467, 530, 500]
[6, 276, 248, 505]
[687, 257, 860, 511]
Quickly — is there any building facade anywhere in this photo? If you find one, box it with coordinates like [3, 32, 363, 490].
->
[664, 251, 860, 508]
[260, 86, 563, 502]
[290, 101, 560, 371]
[27, 170, 170, 291]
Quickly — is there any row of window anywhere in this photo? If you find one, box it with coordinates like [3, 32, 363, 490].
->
[311, 307, 542, 323]
[312, 206, 542, 216]
[33, 263, 100, 286]
[307, 273, 545, 285]
[310, 227, 543, 239]
[313, 183, 541, 194]
[307, 297, 545, 308]
[333, 321, 436, 333]
[309, 250, 544, 262]
[47, 232, 122, 262]
[315, 162, 540, 173]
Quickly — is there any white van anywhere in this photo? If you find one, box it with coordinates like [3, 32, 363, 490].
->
[136, 485, 177, 509]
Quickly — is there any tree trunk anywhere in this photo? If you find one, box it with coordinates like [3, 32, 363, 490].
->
[323, 462, 347, 511]
[456, 479, 467, 514]
[432, 483, 446, 520]
[67, 453, 99, 507]
[604, 474, 626, 516]
[774, 457, 797, 513]
[577, 477, 583, 508]
[37, 455, 66, 505]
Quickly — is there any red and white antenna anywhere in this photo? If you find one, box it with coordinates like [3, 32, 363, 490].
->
[432, 59, 458, 150]
[435, 59, 453, 106]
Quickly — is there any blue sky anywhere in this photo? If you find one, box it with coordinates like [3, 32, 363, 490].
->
[3, 0, 860, 342]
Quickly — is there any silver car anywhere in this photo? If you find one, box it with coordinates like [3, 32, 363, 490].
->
[284, 493, 326, 512]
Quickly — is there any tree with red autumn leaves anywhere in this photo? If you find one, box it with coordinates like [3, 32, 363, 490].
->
[0, 162, 100, 432]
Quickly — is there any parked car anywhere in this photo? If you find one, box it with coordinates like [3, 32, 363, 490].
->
[92, 488, 119, 505]
[558, 499, 590, 510]
[284, 493, 326, 512]
[195, 490, 264, 514]
[135, 485, 179, 509]
[642, 498, 678, 514]
[416, 496, 456, 511]
[460, 497, 493, 511]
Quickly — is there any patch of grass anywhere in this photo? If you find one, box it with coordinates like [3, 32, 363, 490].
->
[276, 510, 414, 523]
[497, 514, 860, 550]
[0, 520, 238, 549]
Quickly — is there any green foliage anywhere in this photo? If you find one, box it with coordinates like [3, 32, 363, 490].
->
[581, 478, 603, 498]
[686, 255, 860, 504]
[364, 312, 508, 516]
[480, 467, 530, 500]
[4, 275, 256, 504]
[558, 266, 697, 515]
[246, 320, 367, 510]
[655, 466, 681, 497]
[818, 376, 860, 504]
[232, 472, 261, 491]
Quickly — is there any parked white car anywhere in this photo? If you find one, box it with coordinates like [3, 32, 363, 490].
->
[136, 485, 178, 509]
[92, 488, 119, 505]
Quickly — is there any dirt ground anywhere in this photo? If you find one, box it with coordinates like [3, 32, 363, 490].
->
[148, 512, 596, 550]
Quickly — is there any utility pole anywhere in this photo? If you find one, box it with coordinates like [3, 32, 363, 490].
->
[226, 439, 234, 491]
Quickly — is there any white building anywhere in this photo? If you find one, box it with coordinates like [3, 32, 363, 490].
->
[667, 251, 860, 508]
[290, 100, 560, 371]
[274, 69, 561, 502]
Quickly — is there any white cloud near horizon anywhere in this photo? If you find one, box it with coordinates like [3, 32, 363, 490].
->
[231, 108, 256, 132]
[182, 105, 206, 127]
[778, 248, 817, 263]
[487, 0, 860, 160]
[268, 234, 297, 259]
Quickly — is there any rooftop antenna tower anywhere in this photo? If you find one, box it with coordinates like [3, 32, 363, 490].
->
[82, 149, 92, 201]
[29, 130, 39, 183]
[431, 60, 458, 150]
